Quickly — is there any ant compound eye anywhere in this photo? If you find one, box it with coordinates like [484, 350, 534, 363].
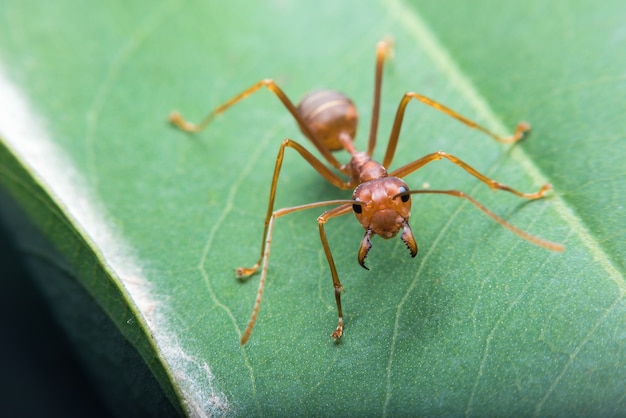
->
[398, 186, 410, 202]
[352, 198, 363, 214]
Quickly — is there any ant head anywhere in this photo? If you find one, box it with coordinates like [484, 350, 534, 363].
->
[352, 177, 418, 269]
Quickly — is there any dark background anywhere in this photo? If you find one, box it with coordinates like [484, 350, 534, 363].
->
[0, 217, 110, 417]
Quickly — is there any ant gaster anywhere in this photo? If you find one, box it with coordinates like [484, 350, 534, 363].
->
[169, 38, 564, 345]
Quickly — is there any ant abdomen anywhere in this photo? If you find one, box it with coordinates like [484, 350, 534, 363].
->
[297, 90, 358, 151]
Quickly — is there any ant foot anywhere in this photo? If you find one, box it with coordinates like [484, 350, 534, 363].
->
[331, 318, 344, 340]
[498, 121, 531, 143]
[527, 183, 553, 199]
[512, 121, 532, 142]
[235, 266, 258, 278]
[168, 111, 198, 132]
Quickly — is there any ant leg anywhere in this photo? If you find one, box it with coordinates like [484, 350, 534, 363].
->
[382, 92, 530, 168]
[240, 200, 355, 345]
[400, 189, 564, 252]
[317, 204, 354, 340]
[237, 138, 353, 280]
[169, 79, 344, 170]
[367, 37, 394, 156]
[390, 150, 552, 199]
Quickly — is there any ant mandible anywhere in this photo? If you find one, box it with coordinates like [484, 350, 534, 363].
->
[169, 38, 564, 345]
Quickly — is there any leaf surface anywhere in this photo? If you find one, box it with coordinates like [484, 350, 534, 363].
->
[0, 0, 624, 415]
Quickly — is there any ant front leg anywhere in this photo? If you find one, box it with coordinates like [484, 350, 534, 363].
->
[382, 92, 531, 169]
[240, 200, 355, 345]
[317, 204, 354, 340]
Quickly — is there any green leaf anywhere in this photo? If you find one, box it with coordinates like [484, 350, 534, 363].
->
[1, 0, 624, 415]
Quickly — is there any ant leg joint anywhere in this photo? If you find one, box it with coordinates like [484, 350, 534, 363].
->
[433, 150, 449, 160]
[334, 284, 344, 296]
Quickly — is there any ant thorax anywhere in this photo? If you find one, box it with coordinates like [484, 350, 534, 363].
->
[349, 151, 387, 183]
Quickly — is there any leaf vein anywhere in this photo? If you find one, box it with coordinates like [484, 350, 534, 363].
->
[533, 293, 625, 416]
[465, 235, 553, 416]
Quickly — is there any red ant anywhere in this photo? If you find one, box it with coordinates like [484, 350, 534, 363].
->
[169, 39, 564, 345]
